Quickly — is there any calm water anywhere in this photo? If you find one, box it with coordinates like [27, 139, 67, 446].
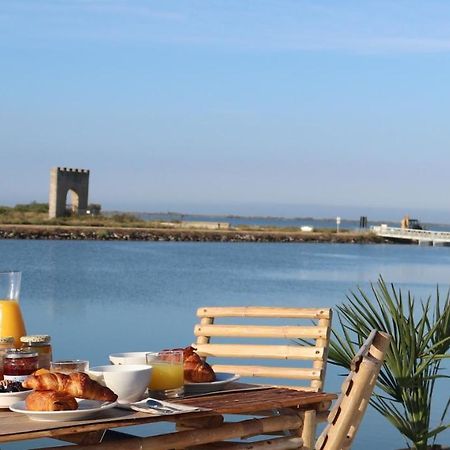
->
[1, 240, 449, 449]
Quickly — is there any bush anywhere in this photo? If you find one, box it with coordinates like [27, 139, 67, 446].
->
[110, 213, 143, 224]
[14, 202, 48, 213]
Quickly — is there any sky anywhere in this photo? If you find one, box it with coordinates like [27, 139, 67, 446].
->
[2, 0, 450, 222]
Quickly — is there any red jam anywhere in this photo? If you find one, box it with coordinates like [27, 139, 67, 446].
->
[3, 350, 38, 382]
[0, 336, 15, 380]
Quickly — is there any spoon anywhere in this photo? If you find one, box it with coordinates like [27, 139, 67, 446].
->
[146, 399, 183, 413]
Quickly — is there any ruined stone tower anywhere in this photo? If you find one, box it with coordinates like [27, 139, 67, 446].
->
[49, 167, 90, 218]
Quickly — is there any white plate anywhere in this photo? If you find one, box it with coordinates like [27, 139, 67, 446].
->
[0, 390, 31, 409]
[9, 398, 118, 422]
[184, 373, 240, 395]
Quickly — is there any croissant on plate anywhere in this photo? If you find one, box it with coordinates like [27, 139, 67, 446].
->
[22, 372, 118, 402]
[25, 390, 79, 411]
[183, 346, 216, 383]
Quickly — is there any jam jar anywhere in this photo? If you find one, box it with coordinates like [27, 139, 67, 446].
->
[20, 335, 52, 370]
[3, 349, 38, 382]
[0, 336, 14, 380]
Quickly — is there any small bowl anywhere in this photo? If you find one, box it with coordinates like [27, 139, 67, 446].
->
[88, 364, 152, 404]
[109, 352, 150, 365]
[0, 389, 31, 409]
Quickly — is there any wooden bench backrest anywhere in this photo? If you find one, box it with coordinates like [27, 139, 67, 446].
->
[316, 330, 391, 450]
[194, 306, 332, 392]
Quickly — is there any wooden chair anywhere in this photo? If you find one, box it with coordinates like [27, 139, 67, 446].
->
[314, 329, 391, 450]
[188, 329, 390, 450]
[193, 306, 333, 392]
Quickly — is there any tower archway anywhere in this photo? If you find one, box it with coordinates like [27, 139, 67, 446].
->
[65, 189, 80, 215]
[49, 167, 90, 218]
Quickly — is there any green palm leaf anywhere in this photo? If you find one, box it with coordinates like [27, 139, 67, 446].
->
[323, 277, 450, 450]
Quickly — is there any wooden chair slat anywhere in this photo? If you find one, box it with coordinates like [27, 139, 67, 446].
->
[196, 343, 325, 361]
[195, 324, 328, 339]
[197, 307, 331, 320]
[212, 364, 322, 380]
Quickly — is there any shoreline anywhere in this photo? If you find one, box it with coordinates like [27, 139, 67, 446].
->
[0, 224, 390, 243]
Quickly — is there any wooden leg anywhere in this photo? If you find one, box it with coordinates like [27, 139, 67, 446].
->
[57, 430, 106, 445]
[138, 414, 303, 449]
[34, 434, 144, 450]
[189, 436, 304, 449]
[176, 413, 224, 431]
[300, 410, 316, 450]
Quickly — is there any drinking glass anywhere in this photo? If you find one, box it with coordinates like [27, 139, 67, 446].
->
[146, 350, 184, 399]
[50, 360, 89, 374]
[0, 271, 26, 347]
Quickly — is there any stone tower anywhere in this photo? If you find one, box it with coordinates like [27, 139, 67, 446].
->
[49, 167, 90, 218]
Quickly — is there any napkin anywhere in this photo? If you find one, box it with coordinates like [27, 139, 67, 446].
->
[127, 398, 209, 416]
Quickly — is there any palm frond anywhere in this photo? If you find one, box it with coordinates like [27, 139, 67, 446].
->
[323, 277, 450, 450]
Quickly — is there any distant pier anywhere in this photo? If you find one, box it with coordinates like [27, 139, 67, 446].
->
[373, 225, 450, 246]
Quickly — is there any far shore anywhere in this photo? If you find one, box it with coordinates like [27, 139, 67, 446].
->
[0, 224, 391, 244]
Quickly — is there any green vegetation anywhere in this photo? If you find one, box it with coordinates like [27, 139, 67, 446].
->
[0, 202, 49, 224]
[0, 203, 381, 243]
[0, 202, 146, 227]
[13, 201, 49, 213]
[327, 278, 450, 450]
[108, 213, 145, 225]
[0, 203, 352, 233]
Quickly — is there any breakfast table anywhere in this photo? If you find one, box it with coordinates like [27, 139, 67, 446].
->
[0, 384, 337, 450]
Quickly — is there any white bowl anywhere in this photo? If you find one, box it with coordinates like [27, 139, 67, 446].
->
[88, 364, 152, 404]
[109, 352, 150, 365]
[0, 389, 31, 409]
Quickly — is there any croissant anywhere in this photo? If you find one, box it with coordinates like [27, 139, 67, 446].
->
[22, 372, 118, 402]
[183, 346, 216, 383]
[25, 390, 78, 411]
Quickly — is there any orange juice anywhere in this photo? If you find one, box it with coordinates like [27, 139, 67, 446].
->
[149, 362, 184, 390]
[0, 299, 26, 348]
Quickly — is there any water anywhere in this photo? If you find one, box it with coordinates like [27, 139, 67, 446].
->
[0, 240, 449, 449]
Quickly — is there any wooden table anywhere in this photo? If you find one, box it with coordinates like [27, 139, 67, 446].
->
[0, 387, 336, 450]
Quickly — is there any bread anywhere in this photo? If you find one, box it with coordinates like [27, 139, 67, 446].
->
[25, 390, 78, 411]
[183, 346, 216, 383]
[33, 368, 51, 376]
[22, 372, 118, 402]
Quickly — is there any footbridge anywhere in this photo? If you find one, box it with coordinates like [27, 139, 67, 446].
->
[373, 226, 450, 246]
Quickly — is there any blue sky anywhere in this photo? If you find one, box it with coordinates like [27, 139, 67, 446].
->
[2, 1, 450, 221]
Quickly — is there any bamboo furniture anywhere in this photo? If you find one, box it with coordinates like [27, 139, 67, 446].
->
[0, 387, 336, 450]
[194, 306, 333, 392]
[315, 330, 391, 450]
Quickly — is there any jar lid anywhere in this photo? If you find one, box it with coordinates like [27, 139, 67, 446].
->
[20, 335, 51, 344]
[5, 349, 38, 359]
[0, 336, 14, 344]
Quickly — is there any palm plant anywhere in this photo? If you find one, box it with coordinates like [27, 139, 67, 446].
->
[326, 277, 449, 449]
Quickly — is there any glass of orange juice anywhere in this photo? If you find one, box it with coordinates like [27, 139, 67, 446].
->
[146, 350, 184, 399]
[0, 271, 26, 348]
